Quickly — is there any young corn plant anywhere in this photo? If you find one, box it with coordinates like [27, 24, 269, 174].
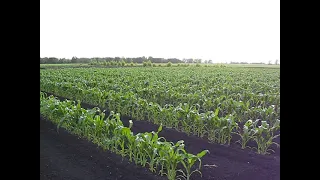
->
[252, 119, 280, 154]
[109, 116, 125, 154]
[159, 140, 185, 180]
[236, 119, 256, 149]
[77, 107, 101, 139]
[179, 103, 197, 135]
[163, 104, 178, 128]
[214, 118, 227, 144]
[189, 110, 202, 136]
[138, 134, 152, 167]
[196, 113, 207, 138]
[131, 134, 143, 165]
[92, 113, 107, 144]
[173, 105, 187, 132]
[144, 125, 165, 172]
[224, 116, 239, 145]
[205, 108, 220, 143]
[116, 126, 132, 159]
[177, 150, 209, 180]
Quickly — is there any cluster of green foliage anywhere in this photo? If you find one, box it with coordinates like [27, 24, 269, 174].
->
[40, 67, 280, 154]
[40, 92, 209, 180]
[40, 56, 185, 64]
[89, 59, 129, 67]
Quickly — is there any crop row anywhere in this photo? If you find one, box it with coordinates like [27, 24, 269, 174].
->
[40, 67, 280, 154]
[40, 92, 209, 180]
[41, 67, 280, 123]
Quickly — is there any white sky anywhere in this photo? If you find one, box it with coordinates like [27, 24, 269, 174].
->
[40, 0, 280, 63]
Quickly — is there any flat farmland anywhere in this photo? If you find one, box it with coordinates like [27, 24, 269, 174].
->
[40, 66, 280, 180]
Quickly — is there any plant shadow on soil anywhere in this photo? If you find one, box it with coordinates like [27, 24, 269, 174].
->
[41, 92, 280, 180]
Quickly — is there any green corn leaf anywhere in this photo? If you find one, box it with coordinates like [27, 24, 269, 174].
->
[214, 108, 219, 116]
[157, 124, 163, 133]
[197, 150, 209, 158]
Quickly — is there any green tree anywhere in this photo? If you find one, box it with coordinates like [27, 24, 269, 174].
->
[71, 56, 78, 63]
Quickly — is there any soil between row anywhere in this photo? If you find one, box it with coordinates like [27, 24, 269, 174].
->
[40, 92, 280, 180]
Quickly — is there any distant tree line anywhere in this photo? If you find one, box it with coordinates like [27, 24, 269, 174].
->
[40, 57, 280, 65]
[229, 59, 279, 65]
[230, 61, 266, 64]
[39, 56, 204, 64]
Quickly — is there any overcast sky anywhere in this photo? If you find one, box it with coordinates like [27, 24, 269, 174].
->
[40, 0, 280, 63]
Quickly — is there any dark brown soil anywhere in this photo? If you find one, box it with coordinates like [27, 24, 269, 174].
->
[41, 92, 280, 180]
[124, 119, 280, 180]
[40, 116, 166, 180]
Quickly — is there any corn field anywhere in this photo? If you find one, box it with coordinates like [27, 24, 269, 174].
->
[40, 66, 280, 179]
